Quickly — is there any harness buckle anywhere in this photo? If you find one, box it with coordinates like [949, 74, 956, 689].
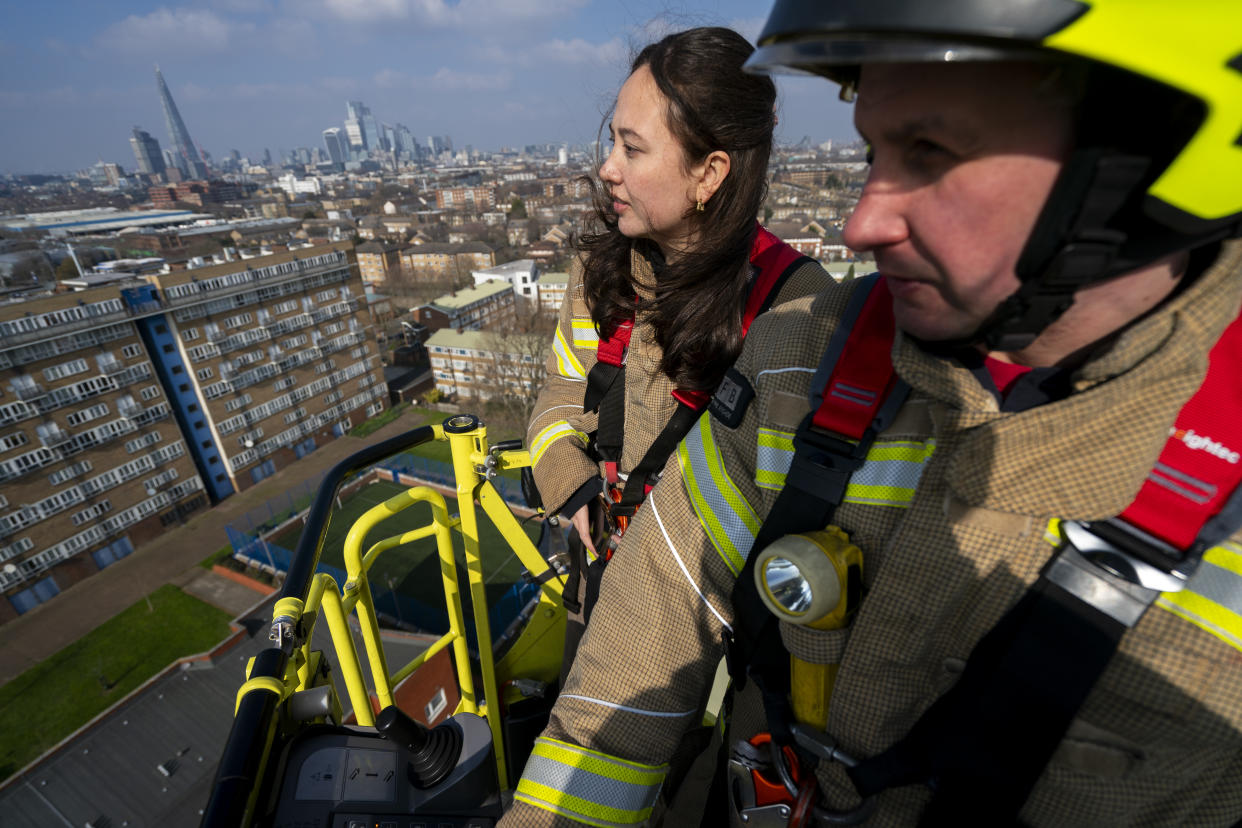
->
[1047, 519, 1194, 628]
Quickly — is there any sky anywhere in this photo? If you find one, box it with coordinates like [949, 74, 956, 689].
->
[0, 0, 860, 176]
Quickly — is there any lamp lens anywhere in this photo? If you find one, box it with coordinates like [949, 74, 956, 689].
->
[763, 556, 812, 615]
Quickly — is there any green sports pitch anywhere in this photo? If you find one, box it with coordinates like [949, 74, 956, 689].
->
[273, 479, 544, 616]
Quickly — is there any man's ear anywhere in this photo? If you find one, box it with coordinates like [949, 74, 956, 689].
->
[695, 150, 731, 206]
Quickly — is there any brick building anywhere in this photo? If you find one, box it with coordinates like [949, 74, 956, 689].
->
[355, 240, 403, 289]
[416, 280, 515, 333]
[399, 242, 495, 282]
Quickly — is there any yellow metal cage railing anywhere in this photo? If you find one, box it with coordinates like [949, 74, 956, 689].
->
[203, 415, 566, 827]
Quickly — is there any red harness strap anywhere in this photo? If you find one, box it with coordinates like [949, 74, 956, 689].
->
[1120, 312, 1242, 549]
[589, 224, 812, 489]
[808, 277, 900, 440]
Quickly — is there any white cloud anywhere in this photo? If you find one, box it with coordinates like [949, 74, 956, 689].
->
[372, 66, 512, 93]
[308, 0, 587, 28]
[95, 8, 247, 56]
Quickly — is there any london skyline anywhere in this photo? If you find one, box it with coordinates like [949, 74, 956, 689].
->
[0, 0, 858, 176]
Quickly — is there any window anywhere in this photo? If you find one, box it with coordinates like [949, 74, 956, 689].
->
[179, 384, 189, 393]
[155, 324, 167, 334]
[0, 432, 29, 451]
[122, 343, 143, 358]
[180, 328, 200, 343]
[196, 367, 214, 381]
[187, 403, 198, 413]
[201, 440, 212, 448]
[171, 365, 183, 375]
[10, 575, 60, 615]
[140, 385, 161, 401]
[162, 343, 174, 353]
[424, 687, 448, 723]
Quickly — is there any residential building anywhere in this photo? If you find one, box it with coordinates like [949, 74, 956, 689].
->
[148, 180, 241, 208]
[355, 240, 403, 289]
[0, 288, 206, 621]
[415, 280, 514, 333]
[434, 186, 496, 211]
[536, 271, 570, 314]
[0, 242, 386, 622]
[399, 242, 495, 282]
[426, 328, 539, 401]
[472, 259, 538, 304]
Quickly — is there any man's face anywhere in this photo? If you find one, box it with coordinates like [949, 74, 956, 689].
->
[843, 62, 1075, 342]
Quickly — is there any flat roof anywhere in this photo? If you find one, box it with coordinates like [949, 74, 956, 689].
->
[429, 279, 512, 310]
[1, 209, 214, 235]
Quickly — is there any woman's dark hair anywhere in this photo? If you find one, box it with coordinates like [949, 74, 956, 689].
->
[579, 26, 777, 392]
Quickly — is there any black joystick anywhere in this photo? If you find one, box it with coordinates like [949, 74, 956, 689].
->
[374, 706, 463, 789]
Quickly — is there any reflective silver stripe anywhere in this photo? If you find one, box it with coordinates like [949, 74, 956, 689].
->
[1156, 541, 1242, 652]
[572, 317, 599, 348]
[531, 420, 583, 465]
[553, 324, 586, 380]
[515, 737, 666, 827]
[755, 430, 935, 507]
[678, 414, 760, 576]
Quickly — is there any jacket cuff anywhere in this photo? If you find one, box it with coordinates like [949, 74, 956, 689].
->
[559, 478, 602, 519]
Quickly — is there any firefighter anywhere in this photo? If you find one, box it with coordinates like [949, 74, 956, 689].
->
[524, 26, 832, 675]
[504, 2, 1242, 826]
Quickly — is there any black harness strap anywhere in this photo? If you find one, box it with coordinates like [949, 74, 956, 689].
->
[727, 275, 907, 746]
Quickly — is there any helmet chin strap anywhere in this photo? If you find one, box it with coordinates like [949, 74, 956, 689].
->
[972, 149, 1153, 352]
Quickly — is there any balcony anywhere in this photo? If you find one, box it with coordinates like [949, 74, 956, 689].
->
[98, 360, 125, 375]
[118, 402, 143, 419]
[39, 427, 72, 447]
[14, 383, 45, 402]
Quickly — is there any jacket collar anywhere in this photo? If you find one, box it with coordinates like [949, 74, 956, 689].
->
[892, 240, 1242, 518]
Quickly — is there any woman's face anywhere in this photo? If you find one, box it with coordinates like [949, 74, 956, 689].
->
[599, 65, 706, 257]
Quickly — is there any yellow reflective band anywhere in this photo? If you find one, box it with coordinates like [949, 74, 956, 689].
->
[1044, 524, 1242, 653]
[514, 737, 666, 827]
[553, 324, 586, 380]
[531, 420, 585, 466]
[842, 484, 917, 508]
[679, 414, 761, 576]
[572, 317, 600, 347]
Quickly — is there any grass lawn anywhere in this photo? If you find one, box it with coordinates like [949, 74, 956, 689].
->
[349, 402, 411, 438]
[0, 585, 233, 781]
[275, 479, 541, 616]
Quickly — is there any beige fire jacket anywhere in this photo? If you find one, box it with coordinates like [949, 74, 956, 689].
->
[504, 240, 1242, 827]
[525, 243, 834, 519]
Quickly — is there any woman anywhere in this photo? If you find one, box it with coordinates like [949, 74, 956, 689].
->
[526, 27, 832, 668]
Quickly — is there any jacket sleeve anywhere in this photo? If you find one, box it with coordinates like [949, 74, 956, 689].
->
[527, 259, 603, 516]
[502, 339, 770, 827]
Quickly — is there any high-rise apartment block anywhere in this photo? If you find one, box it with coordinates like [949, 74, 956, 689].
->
[129, 127, 166, 178]
[0, 242, 385, 622]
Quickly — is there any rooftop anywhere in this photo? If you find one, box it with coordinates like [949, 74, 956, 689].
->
[428, 279, 512, 310]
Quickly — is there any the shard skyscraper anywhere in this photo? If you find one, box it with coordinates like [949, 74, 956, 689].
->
[154, 65, 209, 180]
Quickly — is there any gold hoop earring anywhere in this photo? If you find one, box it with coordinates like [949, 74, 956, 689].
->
[695, 199, 705, 212]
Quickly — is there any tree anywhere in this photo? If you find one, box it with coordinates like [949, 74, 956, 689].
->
[509, 197, 527, 219]
[478, 308, 557, 436]
[55, 255, 82, 280]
